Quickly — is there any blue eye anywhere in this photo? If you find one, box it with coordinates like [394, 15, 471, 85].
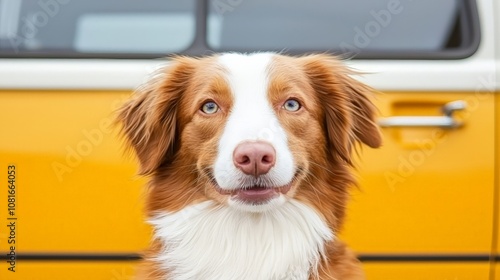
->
[201, 101, 219, 114]
[283, 99, 301, 112]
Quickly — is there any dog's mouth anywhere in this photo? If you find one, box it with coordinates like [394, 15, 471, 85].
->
[206, 169, 301, 205]
[215, 184, 292, 204]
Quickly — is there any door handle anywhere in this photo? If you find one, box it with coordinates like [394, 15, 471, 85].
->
[378, 100, 466, 129]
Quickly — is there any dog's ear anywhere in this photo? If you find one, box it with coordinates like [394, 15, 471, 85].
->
[116, 57, 197, 175]
[300, 54, 381, 164]
[344, 74, 382, 150]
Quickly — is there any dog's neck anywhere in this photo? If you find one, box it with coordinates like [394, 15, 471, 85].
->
[149, 199, 333, 280]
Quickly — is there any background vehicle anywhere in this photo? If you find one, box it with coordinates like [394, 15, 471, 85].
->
[0, 0, 498, 279]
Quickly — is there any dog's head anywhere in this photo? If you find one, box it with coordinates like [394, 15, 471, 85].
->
[118, 53, 381, 214]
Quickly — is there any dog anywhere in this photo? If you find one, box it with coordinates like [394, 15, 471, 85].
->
[117, 53, 381, 280]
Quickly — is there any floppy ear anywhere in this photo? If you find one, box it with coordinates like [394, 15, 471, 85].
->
[300, 54, 381, 164]
[116, 57, 196, 175]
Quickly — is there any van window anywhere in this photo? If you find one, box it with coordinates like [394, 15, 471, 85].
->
[0, 0, 196, 56]
[207, 0, 479, 59]
[0, 0, 479, 59]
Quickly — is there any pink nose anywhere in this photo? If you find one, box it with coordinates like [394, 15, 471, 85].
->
[233, 141, 276, 176]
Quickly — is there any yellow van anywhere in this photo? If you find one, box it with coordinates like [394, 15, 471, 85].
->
[0, 0, 498, 279]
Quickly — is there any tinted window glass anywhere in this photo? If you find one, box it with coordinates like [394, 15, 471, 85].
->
[0, 0, 195, 55]
[207, 0, 475, 57]
[0, 0, 479, 59]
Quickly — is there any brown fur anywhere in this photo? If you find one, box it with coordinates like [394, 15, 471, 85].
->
[117, 53, 381, 280]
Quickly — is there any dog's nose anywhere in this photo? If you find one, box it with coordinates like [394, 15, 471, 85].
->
[233, 141, 276, 176]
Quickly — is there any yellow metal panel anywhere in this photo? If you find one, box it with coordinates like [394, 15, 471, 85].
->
[0, 90, 495, 279]
[0, 261, 492, 280]
[0, 90, 150, 252]
[494, 91, 500, 279]
[0, 261, 138, 280]
[363, 262, 490, 280]
[341, 92, 495, 254]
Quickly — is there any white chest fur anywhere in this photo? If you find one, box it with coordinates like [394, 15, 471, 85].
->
[150, 200, 333, 280]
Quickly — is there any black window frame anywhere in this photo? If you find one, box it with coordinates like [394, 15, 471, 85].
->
[0, 0, 481, 60]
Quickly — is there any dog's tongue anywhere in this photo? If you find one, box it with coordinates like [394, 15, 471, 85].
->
[235, 186, 279, 203]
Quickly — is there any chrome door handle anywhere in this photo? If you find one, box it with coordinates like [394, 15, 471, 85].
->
[378, 100, 466, 129]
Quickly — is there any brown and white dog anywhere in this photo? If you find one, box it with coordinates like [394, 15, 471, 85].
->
[117, 53, 381, 280]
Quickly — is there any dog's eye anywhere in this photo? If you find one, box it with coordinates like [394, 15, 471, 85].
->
[201, 101, 219, 114]
[283, 99, 301, 112]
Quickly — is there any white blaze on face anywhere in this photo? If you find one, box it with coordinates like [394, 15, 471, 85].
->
[213, 53, 295, 192]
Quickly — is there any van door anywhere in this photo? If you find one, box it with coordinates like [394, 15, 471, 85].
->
[340, 0, 497, 278]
